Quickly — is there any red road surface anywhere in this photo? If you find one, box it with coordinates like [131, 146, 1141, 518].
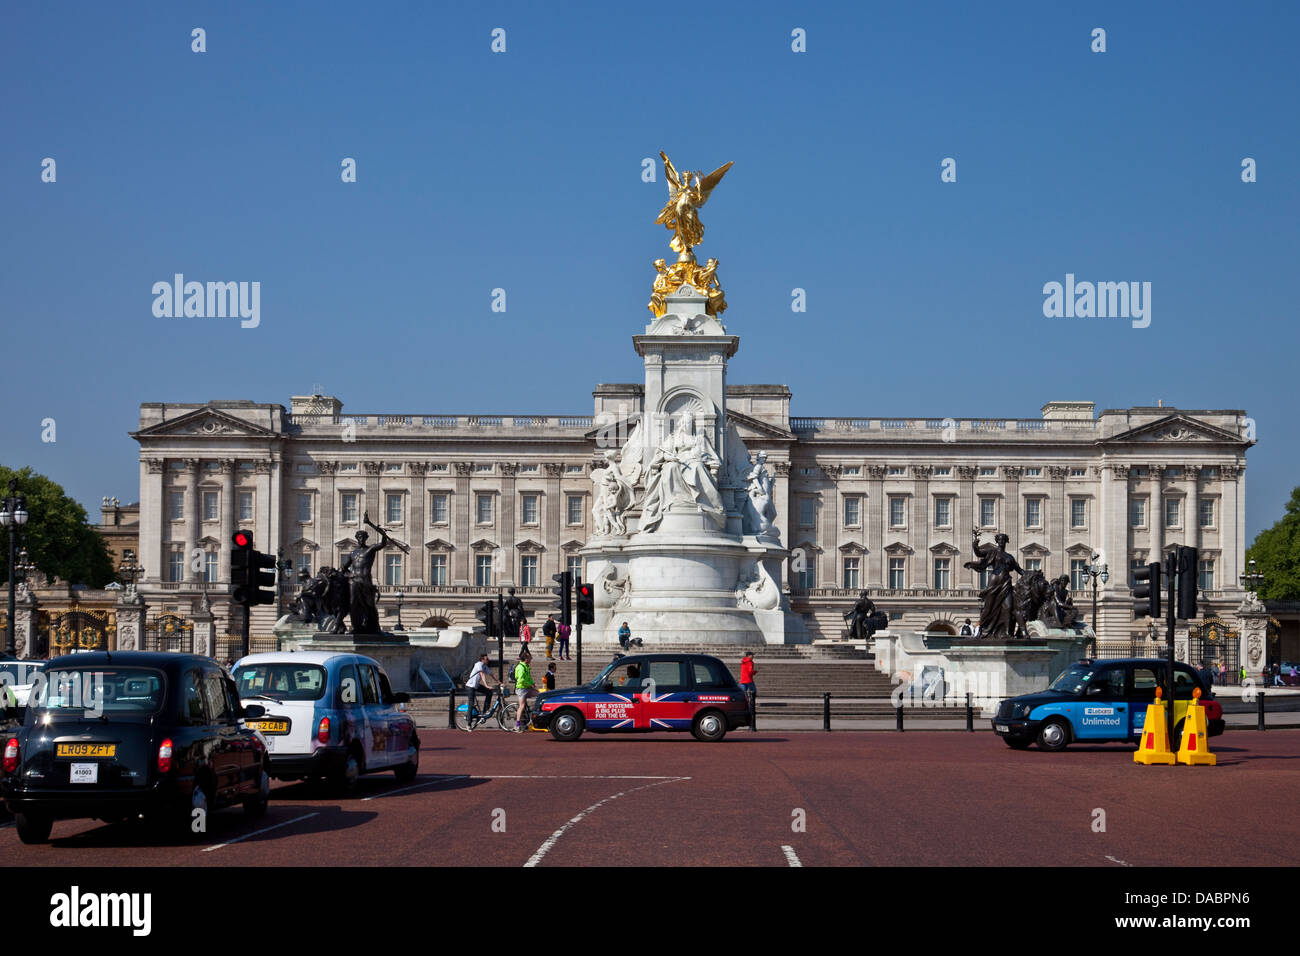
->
[4, 730, 1296, 867]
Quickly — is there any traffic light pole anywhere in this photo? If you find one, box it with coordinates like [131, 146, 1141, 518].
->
[240, 604, 251, 662]
[497, 592, 505, 683]
[1166, 551, 1177, 727]
[575, 574, 583, 685]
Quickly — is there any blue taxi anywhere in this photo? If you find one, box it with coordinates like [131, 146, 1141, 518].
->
[992, 658, 1225, 752]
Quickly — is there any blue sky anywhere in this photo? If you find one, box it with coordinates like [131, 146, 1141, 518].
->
[2, 1, 1297, 540]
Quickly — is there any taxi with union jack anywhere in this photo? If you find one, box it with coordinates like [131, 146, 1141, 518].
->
[530, 653, 749, 742]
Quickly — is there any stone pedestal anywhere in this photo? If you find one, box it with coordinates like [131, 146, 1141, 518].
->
[1236, 593, 1270, 680]
[114, 594, 147, 651]
[191, 605, 215, 658]
[13, 589, 40, 658]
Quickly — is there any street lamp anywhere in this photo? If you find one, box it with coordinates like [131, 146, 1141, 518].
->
[1086, 553, 1108, 652]
[393, 589, 405, 632]
[118, 548, 144, 598]
[1239, 558, 1264, 596]
[1, 479, 30, 655]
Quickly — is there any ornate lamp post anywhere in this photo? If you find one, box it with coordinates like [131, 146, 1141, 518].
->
[1086, 553, 1108, 655]
[275, 548, 293, 618]
[1239, 558, 1264, 596]
[118, 548, 144, 598]
[1, 479, 30, 656]
[393, 589, 405, 632]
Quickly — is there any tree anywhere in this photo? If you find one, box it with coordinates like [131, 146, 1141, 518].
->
[1245, 486, 1300, 601]
[0, 466, 115, 588]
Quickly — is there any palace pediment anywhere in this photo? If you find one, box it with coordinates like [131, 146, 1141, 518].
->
[1105, 414, 1247, 446]
[132, 406, 280, 440]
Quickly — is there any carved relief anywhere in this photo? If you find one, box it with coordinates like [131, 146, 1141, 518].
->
[1003, 466, 1023, 480]
[498, 463, 518, 477]
[144, 458, 166, 474]
[956, 465, 978, 480]
[821, 464, 842, 481]
[912, 465, 933, 479]
[363, 462, 383, 476]
[454, 462, 475, 477]
[1047, 466, 1068, 481]
[867, 465, 887, 480]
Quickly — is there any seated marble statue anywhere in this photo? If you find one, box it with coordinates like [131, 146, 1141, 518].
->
[640, 409, 725, 532]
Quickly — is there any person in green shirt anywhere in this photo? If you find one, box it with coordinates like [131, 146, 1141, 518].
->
[513, 649, 537, 731]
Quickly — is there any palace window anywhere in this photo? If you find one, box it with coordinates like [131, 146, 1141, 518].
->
[298, 493, 312, 523]
[386, 493, 403, 525]
[566, 464, 584, 474]
[339, 463, 358, 473]
[204, 551, 218, 584]
[888, 558, 905, 589]
[428, 554, 447, 586]
[1024, 467, 1042, 478]
[202, 491, 218, 521]
[429, 463, 448, 473]
[843, 466, 860, 476]
[1198, 559, 1215, 590]
[1024, 498, 1042, 529]
[933, 558, 950, 589]
[475, 554, 493, 586]
[430, 493, 448, 524]
[298, 550, 312, 578]
[799, 498, 816, 527]
[1130, 498, 1146, 528]
[794, 562, 814, 590]
[385, 463, 402, 473]
[887, 466, 906, 477]
[978, 567, 991, 588]
[979, 467, 996, 477]
[1070, 467, 1086, 477]
[385, 554, 403, 587]
[1070, 559, 1088, 591]
[520, 555, 538, 587]
[341, 493, 358, 523]
[476, 494, 493, 524]
[521, 494, 539, 525]
[933, 467, 951, 478]
[1024, 558, 1042, 574]
[1200, 499, 1215, 528]
[1164, 497, 1181, 528]
[934, 497, 952, 528]
[979, 497, 996, 528]
[1070, 498, 1087, 529]
[169, 491, 184, 522]
[238, 491, 254, 522]
[168, 550, 184, 582]
[567, 495, 583, 525]
[567, 556, 583, 580]
[843, 557, 860, 590]
[1166, 466, 1183, 478]
[889, 497, 906, 528]
[474, 463, 493, 473]
[843, 497, 861, 527]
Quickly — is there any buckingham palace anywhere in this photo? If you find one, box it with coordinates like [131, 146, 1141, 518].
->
[129, 388, 1253, 649]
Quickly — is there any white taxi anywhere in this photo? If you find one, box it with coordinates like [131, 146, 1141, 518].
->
[232, 652, 419, 792]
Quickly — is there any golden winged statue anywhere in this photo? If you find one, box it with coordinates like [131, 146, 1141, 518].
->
[655, 151, 733, 256]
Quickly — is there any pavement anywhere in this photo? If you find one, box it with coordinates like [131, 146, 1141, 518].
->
[4, 729, 1296, 867]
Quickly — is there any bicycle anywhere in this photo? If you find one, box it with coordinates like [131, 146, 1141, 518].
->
[455, 684, 515, 731]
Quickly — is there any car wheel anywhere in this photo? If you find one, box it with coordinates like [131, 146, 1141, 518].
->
[243, 769, 270, 818]
[1036, 719, 1070, 752]
[394, 742, 419, 783]
[333, 748, 364, 795]
[549, 708, 585, 742]
[692, 710, 728, 743]
[15, 812, 53, 845]
[1004, 737, 1033, 750]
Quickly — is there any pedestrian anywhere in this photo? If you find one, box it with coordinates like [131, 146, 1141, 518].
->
[1290, 664, 1297, 685]
[618, 621, 632, 652]
[512, 649, 537, 732]
[518, 617, 532, 651]
[739, 650, 757, 730]
[544, 661, 556, 691]
[557, 619, 571, 659]
[959, 618, 974, 637]
[1197, 660, 1214, 689]
[464, 652, 497, 726]
[542, 614, 557, 659]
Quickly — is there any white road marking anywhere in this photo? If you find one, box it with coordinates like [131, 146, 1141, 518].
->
[1105, 855, 1133, 867]
[361, 774, 468, 801]
[201, 812, 319, 852]
[474, 774, 688, 780]
[523, 777, 689, 868]
[781, 845, 802, 867]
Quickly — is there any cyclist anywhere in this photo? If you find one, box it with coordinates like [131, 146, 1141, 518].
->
[512, 649, 538, 732]
[465, 653, 498, 726]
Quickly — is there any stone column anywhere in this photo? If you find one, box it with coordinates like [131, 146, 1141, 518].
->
[820, 465, 841, 587]
[1100, 464, 1129, 646]
[544, 463, 564, 579]
[181, 459, 200, 583]
[956, 466, 977, 586]
[269, 455, 284, 555]
[499, 463, 518, 585]
[1224, 462, 1244, 584]
[1184, 463, 1199, 552]
[407, 463, 427, 584]
[772, 461, 792, 553]
[253, 462, 273, 555]
[1003, 466, 1022, 552]
[1149, 464, 1165, 565]
[191, 600, 215, 658]
[1048, 466, 1068, 578]
[909, 466, 931, 587]
[219, 458, 236, 582]
[114, 593, 147, 652]
[141, 458, 165, 586]
[13, 588, 39, 658]
[1236, 592, 1269, 683]
[363, 460, 381, 533]
[454, 463, 473, 584]
[866, 465, 885, 586]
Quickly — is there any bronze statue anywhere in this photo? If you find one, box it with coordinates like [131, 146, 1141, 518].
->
[502, 587, 527, 639]
[1042, 575, 1084, 629]
[340, 514, 390, 635]
[844, 591, 889, 640]
[290, 566, 347, 634]
[1012, 570, 1085, 634]
[963, 530, 1025, 641]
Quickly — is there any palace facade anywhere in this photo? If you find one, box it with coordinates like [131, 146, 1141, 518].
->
[130, 390, 1253, 649]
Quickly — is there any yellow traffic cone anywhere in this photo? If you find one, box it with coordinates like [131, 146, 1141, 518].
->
[1175, 688, 1217, 766]
[1134, 687, 1176, 765]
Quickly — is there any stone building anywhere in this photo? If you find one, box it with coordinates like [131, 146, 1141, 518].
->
[130, 392, 1253, 651]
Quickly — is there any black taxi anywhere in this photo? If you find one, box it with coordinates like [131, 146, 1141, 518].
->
[529, 653, 750, 742]
[1, 651, 270, 844]
[992, 657, 1225, 752]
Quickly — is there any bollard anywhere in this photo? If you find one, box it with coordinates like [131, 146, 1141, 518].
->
[966, 693, 974, 732]
[447, 689, 456, 729]
[1257, 691, 1266, 731]
[896, 701, 904, 732]
[823, 692, 831, 732]
[748, 687, 757, 732]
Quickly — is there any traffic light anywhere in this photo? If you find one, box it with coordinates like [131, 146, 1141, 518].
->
[1176, 546, 1199, 620]
[475, 600, 499, 637]
[1132, 561, 1161, 619]
[551, 571, 572, 624]
[576, 579, 595, 625]
[229, 530, 277, 607]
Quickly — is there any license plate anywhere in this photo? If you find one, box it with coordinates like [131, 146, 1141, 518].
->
[248, 720, 289, 735]
[994, 724, 1009, 733]
[57, 743, 116, 758]
[70, 763, 99, 784]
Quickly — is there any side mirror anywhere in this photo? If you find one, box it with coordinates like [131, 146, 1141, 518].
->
[243, 704, 266, 720]
[392, 692, 411, 704]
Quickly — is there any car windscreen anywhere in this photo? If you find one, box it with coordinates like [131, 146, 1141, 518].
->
[1047, 664, 1095, 695]
[588, 658, 635, 688]
[29, 666, 165, 715]
[234, 663, 328, 702]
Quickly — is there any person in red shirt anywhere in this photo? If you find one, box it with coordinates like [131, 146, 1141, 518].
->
[739, 651, 757, 730]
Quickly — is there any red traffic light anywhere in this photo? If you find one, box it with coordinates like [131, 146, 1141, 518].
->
[232, 530, 253, 548]
[579, 584, 591, 597]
